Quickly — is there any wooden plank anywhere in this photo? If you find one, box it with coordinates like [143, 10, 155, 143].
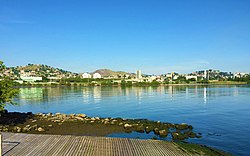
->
[1, 132, 190, 156]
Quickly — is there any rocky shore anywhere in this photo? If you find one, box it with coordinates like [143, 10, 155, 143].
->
[0, 111, 201, 141]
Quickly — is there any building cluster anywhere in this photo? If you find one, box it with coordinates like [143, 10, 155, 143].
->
[1, 64, 249, 83]
[1, 64, 77, 83]
[82, 73, 101, 79]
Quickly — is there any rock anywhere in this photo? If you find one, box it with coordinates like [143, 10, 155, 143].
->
[56, 114, 66, 120]
[184, 131, 196, 138]
[136, 125, 145, 133]
[3, 128, 9, 132]
[70, 114, 75, 118]
[176, 123, 189, 130]
[95, 117, 100, 120]
[31, 124, 38, 130]
[47, 113, 52, 116]
[77, 114, 86, 118]
[17, 127, 21, 132]
[90, 121, 95, 123]
[110, 120, 118, 125]
[124, 124, 132, 129]
[75, 116, 84, 121]
[145, 126, 153, 133]
[104, 118, 109, 121]
[32, 120, 37, 123]
[53, 119, 61, 123]
[37, 113, 43, 116]
[188, 125, 193, 130]
[22, 127, 29, 132]
[84, 118, 90, 121]
[153, 128, 159, 135]
[37, 127, 45, 132]
[14, 126, 21, 133]
[159, 130, 168, 137]
[104, 121, 110, 125]
[90, 117, 96, 121]
[48, 124, 53, 127]
[118, 122, 124, 126]
[171, 132, 188, 141]
[55, 113, 61, 116]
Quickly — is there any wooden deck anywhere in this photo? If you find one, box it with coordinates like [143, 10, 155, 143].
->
[1, 132, 190, 156]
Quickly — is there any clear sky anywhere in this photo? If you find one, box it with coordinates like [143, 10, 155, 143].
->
[0, 0, 250, 74]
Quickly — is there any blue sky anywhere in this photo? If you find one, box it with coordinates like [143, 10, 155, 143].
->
[0, 0, 250, 74]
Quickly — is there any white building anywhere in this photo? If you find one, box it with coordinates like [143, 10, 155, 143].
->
[82, 73, 92, 78]
[234, 72, 248, 78]
[173, 75, 179, 80]
[136, 70, 142, 79]
[149, 76, 157, 82]
[20, 76, 43, 82]
[93, 73, 102, 79]
[185, 75, 198, 81]
[204, 70, 209, 80]
[166, 72, 175, 81]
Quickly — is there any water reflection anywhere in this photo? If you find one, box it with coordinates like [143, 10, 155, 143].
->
[14, 85, 246, 107]
[168, 86, 174, 99]
[204, 87, 207, 104]
[135, 87, 142, 105]
[82, 88, 90, 103]
[19, 88, 43, 100]
[93, 87, 101, 103]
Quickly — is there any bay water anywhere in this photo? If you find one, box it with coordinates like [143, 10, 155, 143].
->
[7, 85, 250, 155]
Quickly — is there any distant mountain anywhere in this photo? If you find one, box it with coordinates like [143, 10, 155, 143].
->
[92, 69, 134, 77]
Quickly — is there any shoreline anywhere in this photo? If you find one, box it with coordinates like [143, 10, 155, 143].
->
[0, 111, 230, 155]
[14, 82, 248, 88]
[0, 111, 200, 139]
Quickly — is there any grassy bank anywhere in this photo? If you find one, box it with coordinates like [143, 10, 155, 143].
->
[175, 142, 231, 156]
[14, 81, 248, 87]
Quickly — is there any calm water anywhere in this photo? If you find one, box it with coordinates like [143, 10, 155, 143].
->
[7, 85, 250, 155]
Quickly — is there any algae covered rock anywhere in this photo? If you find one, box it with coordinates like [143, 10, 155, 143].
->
[124, 123, 132, 129]
[153, 128, 159, 135]
[171, 132, 188, 140]
[14, 126, 21, 133]
[159, 129, 168, 137]
[22, 127, 29, 132]
[184, 131, 197, 138]
[110, 120, 118, 125]
[135, 125, 145, 133]
[175, 123, 189, 130]
[145, 126, 153, 133]
[38, 127, 45, 132]
[77, 114, 87, 118]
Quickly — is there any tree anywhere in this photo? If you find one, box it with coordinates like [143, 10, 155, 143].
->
[0, 61, 19, 112]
